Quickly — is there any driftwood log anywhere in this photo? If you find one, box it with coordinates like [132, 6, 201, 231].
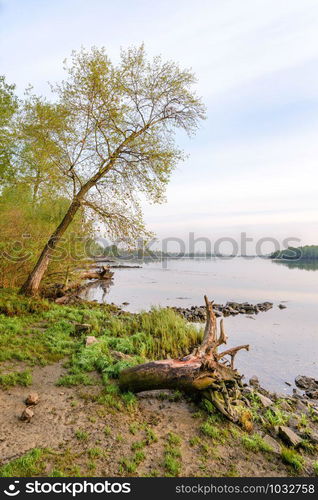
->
[119, 296, 250, 421]
[81, 265, 114, 281]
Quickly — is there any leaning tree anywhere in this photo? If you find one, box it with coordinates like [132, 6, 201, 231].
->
[19, 45, 206, 295]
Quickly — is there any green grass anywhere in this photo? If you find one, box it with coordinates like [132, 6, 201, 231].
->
[75, 429, 89, 441]
[163, 433, 182, 476]
[241, 433, 273, 453]
[200, 422, 219, 439]
[119, 451, 146, 474]
[263, 408, 289, 428]
[314, 462, 318, 476]
[281, 447, 304, 472]
[0, 370, 32, 387]
[56, 373, 96, 387]
[0, 449, 46, 477]
[87, 447, 103, 459]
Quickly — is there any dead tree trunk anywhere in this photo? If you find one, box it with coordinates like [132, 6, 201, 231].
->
[119, 296, 249, 421]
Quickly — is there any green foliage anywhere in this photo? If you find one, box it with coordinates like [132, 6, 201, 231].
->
[0, 370, 32, 387]
[0, 449, 45, 477]
[271, 245, 318, 261]
[314, 462, 318, 476]
[56, 373, 95, 387]
[241, 434, 273, 453]
[75, 430, 89, 441]
[87, 447, 103, 459]
[200, 422, 219, 439]
[281, 447, 304, 472]
[263, 408, 289, 428]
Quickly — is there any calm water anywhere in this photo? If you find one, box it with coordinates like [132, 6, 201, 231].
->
[81, 257, 318, 393]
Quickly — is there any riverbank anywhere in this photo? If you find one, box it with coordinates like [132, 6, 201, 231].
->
[0, 289, 317, 477]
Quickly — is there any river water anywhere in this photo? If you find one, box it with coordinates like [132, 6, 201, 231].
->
[81, 257, 318, 394]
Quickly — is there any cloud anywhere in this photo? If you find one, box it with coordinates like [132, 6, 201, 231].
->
[1, 0, 318, 244]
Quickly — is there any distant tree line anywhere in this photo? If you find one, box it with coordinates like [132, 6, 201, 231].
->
[270, 245, 318, 261]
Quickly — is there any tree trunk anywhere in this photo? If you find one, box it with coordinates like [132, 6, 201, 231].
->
[20, 199, 81, 296]
[119, 296, 250, 421]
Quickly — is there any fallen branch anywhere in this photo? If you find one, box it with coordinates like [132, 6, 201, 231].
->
[119, 295, 250, 421]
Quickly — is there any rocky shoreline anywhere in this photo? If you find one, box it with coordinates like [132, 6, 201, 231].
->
[240, 374, 318, 452]
[171, 300, 276, 322]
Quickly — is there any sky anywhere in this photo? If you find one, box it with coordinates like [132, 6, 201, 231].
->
[1, 0, 318, 253]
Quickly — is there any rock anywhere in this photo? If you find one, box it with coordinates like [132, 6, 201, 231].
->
[25, 392, 39, 405]
[278, 304, 287, 309]
[263, 434, 281, 454]
[279, 426, 302, 447]
[20, 407, 34, 422]
[295, 375, 318, 391]
[249, 376, 260, 387]
[305, 390, 318, 399]
[307, 431, 318, 445]
[85, 336, 99, 347]
[256, 393, 273, 408]
[111, 350, 132, 361]
[242, 386, 254, 395]
[279, 400, 292, 412]
[122, 302, 130, 306]
[288, 416, 299, 429]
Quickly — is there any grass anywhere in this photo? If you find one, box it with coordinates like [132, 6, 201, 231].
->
[0, 370, 32, 387]
[281, 447, 304, 472]
[314, 462, 318, 476]
[119, 451, 146, 474]
[263, 408, 289, 428]
[75, 429, 89, 441]
[163, 433, 182, 476]
[0, 449, 46, 477]
[87, 447, 103, 459]
[241, 434, 273, 453]
[200, 422, 219, 439]
[56, 373, 95, 387]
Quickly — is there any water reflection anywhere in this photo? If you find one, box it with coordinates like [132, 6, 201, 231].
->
[272, 259, 318, 272]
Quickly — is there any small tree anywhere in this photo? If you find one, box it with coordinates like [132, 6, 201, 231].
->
[20, 45, 206, 295]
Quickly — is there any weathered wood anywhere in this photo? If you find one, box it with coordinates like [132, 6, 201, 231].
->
[119, 295, 250, 421]
[81, 265, 114, 280]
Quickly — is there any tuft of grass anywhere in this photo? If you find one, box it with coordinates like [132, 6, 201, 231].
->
[75, 430, 89, 441]
[0, 370, 32, 387]
[163, 454, 181, 476]
[87, 447, 103, 459]
[104, 426, 111, 436]
[145, 427, 158, 444]
[163, 433, 182, 476]
[0, 448, 46, 477]
[56, 373, 95, 387]
[200, 422, 219, 440]
[264, 408, 289, 428]
[241, 433, 273, 453]
[119, 450, 146, 474]
[281, 447, 304, 472]
[167, 432, 182, 446]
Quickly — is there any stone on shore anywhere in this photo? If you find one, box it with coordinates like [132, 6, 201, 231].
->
[25, 392, 39, 405]
[85, 336, 99, 347]
[249, 375, 260, 387]
[279, 426, 302, 447]
[256, 393, 273, 408]
[263, 434, 281, 454]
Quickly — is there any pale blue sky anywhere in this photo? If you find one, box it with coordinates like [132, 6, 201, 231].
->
[1, 0, 318, 251]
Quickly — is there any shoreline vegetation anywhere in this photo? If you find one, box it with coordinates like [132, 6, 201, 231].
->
[0, 288, 317, 477]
